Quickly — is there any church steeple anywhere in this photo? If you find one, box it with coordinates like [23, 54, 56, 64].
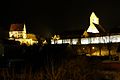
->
[23, 24, 27, 39]
[87, 12, 99, 33]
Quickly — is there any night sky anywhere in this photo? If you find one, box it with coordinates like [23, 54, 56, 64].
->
[0, 0, 120, 37]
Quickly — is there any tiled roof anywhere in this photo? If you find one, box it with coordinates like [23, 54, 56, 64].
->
[10, 24, 24, 31]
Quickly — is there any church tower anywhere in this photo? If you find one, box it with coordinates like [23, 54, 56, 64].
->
[23, 24, 27, 39]
[87, 12, 99, 33]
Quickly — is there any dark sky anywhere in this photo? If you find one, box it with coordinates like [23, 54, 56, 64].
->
[0, 0, 120, 37]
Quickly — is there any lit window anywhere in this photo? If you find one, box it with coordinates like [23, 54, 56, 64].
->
[51, 40, 54, 44]
[72, 39, 78, 44]
[57, 39, 62, 44]
[63, 39, 70, 44]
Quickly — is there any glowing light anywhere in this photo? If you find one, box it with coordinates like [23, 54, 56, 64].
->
[43, 40, 47, 45]
[87, 12, 99, 33]
[52, 35, 60, 40]
[81, 35, 120, 44]
[92, 47, 95, 49]
[23, 24, 27, 39]
[62, 39, 71, 44]
[81, 38, 90, 44]
[72, 39, 78, 44]
[51, 35, 120, 45]
[83, 31, 89, 37]
[9, 24, 38, 45]
[51, 40, 54, 44]
[83, 48, 85, 50]
[57, 39, 62, 44]
[90, 12, 99, 24]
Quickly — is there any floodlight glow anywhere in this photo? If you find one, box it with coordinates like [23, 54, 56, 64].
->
[72, 39, 78, 44]
[87, 12, 99, 33]
[81, 38, 90, 44]
[57, 39, 62, 44]
[62, 39, 71, 44]
[81, 35, 120, 44]
[51, 40, 54, 44]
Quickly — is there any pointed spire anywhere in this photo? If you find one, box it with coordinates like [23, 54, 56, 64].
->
[23, 24, 27, 39]
[23, 24, 26, 33]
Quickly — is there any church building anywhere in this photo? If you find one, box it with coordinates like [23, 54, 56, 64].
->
[9, 24, 38, 45]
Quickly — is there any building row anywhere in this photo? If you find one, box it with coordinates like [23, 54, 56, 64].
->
[5, 12, 120, 57]
[51, 12, 120, 57]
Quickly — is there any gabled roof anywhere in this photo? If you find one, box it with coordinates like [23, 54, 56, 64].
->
[93, 23, 106, 34]
[10, 24, 24, 31]
[87, 24, 99, 33]
[85, 23, 106, 37]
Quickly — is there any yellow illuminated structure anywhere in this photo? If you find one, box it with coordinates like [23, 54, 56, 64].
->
[52, 35, 60, 40]
[83, 30, 89, 37]
[87, 12, 99, 33]
[50, 12, 120, 57]
[51, 35, 60, 44]
[23, 24, 27, 39]
[42, 40, 47, 45]
[9, 24, 38, 45]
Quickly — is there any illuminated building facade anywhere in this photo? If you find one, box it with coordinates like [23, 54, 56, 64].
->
[87, 12, 99, 33]
[51, 12, 120, 57]
[9, 24, 38, 45]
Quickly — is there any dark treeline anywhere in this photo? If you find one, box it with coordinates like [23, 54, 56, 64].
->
[0, 43, 119, 80]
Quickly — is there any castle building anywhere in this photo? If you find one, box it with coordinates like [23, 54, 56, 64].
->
[51, 12, 120, 57]
[87, 12, 99, 33]
[9, 24, 38, 45]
